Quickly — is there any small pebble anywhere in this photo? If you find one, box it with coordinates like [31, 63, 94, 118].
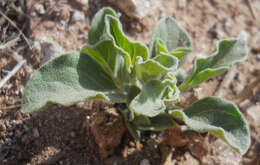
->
[129, 141, 135, 147]
[21, 135, 28, 143]
[38, 38, 64, 66]
[32, 128, 40, 138]
[178, 0, 187, 8]
[8, 131, 14, 137]
[86, 115, 90, 120]
[247, 105, 260, 125]
[15, 130, 23, 138]
[72, 10, 85, 23]
[60, 20, 67, 27]
[70, 131, 76, 138]
[140, 159, 150, 165]
[76, 0, 88, 5]
[34, 3, 45, 15]
[23, 125, 30, 132]
[5, 138, 12, 145]
[233, 84, 243, 94]
[0, 121, 6, 131]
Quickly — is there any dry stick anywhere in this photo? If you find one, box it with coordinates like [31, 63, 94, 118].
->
[0, 105, 21, 110]
[0, 59, 26, 89]
[40, 152, 65, 165]
[215, 66, 237, 97]
[0, 36, 20, 50]
[0, 10, 32, 49]
[234, 75, 260, 104]
[246, 0, 257, 19]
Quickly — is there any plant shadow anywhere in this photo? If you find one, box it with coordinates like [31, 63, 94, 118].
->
[0, 103, 104, 165]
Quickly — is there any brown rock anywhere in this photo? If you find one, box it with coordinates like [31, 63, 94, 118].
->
[182, 152, 200, 165]
[247, 105, 260, 126]
[89, 105, 126, 158]
[107, 0, 160, 20]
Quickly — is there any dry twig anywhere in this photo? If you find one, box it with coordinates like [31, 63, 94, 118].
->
[0, 105, 21, 110]
[40, 152, 65, 165]
[0, 36, 20, 50]
[215, 66, 237, 97]
[0, 56, 26, 89]
[0, 10, 32, 49]
[245, 0, 257, 19]
[234, 75, 260, 104]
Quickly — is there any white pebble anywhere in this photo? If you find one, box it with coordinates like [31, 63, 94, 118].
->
[34, 3, 45, 15]
[72, 11, 85, 22]
[140, 159, 150, 165]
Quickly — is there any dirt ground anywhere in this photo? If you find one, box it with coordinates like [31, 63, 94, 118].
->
[0, 0, 260, 164]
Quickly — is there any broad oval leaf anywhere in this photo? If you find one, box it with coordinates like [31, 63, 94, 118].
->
[81, 40, 131, 89]
[149, 17, 192, 66]
[180, 35, 248, 91]
[88, 7, 148, 70]
[171, 97, 250, 155]
[88, 7, 117, 45]
[129, 80, 173, 117]
[22, 52, 127, 113]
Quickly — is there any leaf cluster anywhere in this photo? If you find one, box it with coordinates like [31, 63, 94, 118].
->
[22, 8, 250, 155]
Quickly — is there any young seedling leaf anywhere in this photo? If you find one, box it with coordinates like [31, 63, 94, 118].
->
[105, 15, 148, 66]
[88, 7, 117, 45]
[163, 82, 180, 103]
[129, 80, 172, 117]
[149, 17, 192, 66]
[133, 113, 175, 131]
[170, 47, 192, 62]
[22, 52, 126, 113]
[135, 59, 170, 84]
[171, 97, 251, 155]
[81, 40, 131, 88]
[153, 52, 179, 71]
[180, 35, 248, 91]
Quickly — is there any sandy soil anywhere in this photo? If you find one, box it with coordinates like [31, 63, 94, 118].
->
[0, 0, 259, 164]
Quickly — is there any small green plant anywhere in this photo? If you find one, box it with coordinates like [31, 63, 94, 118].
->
[22, 7, 250, 154]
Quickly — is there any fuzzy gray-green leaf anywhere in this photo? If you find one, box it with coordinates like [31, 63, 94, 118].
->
[129, 80, 172, 117]
[81, 40, 131, 88]
[135, 59, 170, 84]
[133, 113, 175, 131]
[149, 17, 192, 66]
[180, 35, 248, 91]
[22, 52, 126, 113]
[105, 15, 148, 66]
[171, 97, 250, 155]
[88, 7, 117, 45]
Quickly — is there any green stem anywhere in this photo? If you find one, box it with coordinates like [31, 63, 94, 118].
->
[179, 82, 190, 92]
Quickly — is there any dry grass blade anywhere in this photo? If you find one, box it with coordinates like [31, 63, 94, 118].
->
[0, 10, 32, 49]
[245, 0, 257, 19]
[0, 105, 21, 110]
[215, 66, 237, 97]
[234, 75, 260, 104]
[0, 36, 20, 50]
[40, 151, 65, 165]
[0, 58, 26, 89]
